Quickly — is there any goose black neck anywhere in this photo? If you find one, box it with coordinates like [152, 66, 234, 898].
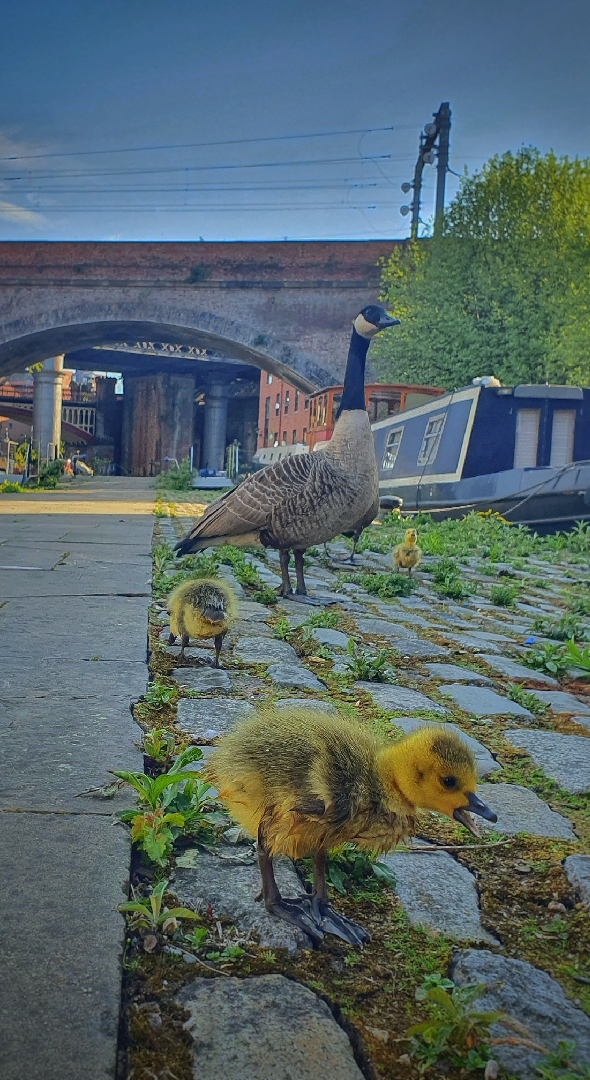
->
[336, 328, 370, 416]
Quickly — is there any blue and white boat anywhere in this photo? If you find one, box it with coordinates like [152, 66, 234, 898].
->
[373, 382, 590, 529]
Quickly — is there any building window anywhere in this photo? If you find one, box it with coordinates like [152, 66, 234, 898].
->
[292, 429, 297, 445]
[284, 390, 290, 414]
[417, 413, 447, 467]
[266, 373, 273, 384]
[302, 427, 307, 444]
[382, 428, 403, 470]
[304, 397, 309, 409]
[275, 393, 280, 415]
[514, 409, 540, 468]
[550, 410, 576, 466]
[282, 431, 287, 445]
[264, 396, 270, 419]
[294, 390, 299, 412]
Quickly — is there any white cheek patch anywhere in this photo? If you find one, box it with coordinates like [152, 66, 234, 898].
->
[353, 314, 378, 338]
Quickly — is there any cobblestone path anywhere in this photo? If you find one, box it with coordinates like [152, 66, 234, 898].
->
[128, 509, 590, 1080]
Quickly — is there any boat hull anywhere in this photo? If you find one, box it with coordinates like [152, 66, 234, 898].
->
[379, 464, 590, 530]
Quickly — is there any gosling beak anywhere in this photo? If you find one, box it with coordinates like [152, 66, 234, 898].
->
[453, 792, 497, 837]
[377, 312, 400, 330]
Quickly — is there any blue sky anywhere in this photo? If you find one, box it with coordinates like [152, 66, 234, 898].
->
[0, 0, 588, 240]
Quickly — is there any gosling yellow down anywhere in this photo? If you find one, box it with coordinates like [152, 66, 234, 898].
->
[167, 577, 237, 666]
[208, 708, 497, 945]
[392, 528, 422, 575]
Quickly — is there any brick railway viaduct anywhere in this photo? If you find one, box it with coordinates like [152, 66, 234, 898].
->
[0, 240, 398, 473]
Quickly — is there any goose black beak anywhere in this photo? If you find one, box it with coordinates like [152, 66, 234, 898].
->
[453, 792, 497, 837]
[377, 312, 400, 330]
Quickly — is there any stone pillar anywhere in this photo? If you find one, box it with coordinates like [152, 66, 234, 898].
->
[121, 372, 195, 476]
[33, 355, 64, 461]
[202, 380, 229, 471]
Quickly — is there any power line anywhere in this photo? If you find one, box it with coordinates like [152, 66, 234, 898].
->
[1, 202, 400, 213]
[0, 153, 398, 184]
[0, 125, 397, 162]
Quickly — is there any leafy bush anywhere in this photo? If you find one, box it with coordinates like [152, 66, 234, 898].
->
[119, 878, 200, 933]
[0, 480, 22, 493]
[304, 609, 339, 629]
[432, 557, 470, 600]
[490, 582, 519, 607]
[532, 614, 589, 642]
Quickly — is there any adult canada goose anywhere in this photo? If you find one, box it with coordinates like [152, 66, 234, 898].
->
[175, 305, 400, 600]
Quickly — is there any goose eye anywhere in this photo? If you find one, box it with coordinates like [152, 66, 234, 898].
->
[442, 775, 458, 789]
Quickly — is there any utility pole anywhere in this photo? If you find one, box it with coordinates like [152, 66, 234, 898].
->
[400, 102, 451, 238]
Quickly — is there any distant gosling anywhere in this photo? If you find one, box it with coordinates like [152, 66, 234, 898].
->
[392, 528, 422, 575]
[167, 577, 237, 665]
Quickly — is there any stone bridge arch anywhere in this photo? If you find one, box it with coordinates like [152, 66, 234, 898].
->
[0, 298, 335, 392]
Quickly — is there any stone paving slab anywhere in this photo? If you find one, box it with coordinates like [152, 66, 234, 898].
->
[177, 975, 365, 1080]
[477, 653, 559, 686]
[267, 663, 326, 690]
[274, 697, 339, 715]
[172, 850, 310, 951]
[229, 618, 274, 638]
[390, 637, 448, 658]
[0, 660, 145, 811]
[311, 627, 350, 649]
[355, 616, 413, 638]
[505, 729, 590, 792]
[526, 689, 590, 715]
[237, 600, 272, 621]
[354, 682, 447, 714]
[425, 663, 493, 685]
[176, 697, 257, 740]
[171, 665, 232, 691]
[0, 594, 149, 661]
[440, 683, 534, 717]
[476, 783, 575, 837]
[390, 718, 500, 776]
[233, 638, 298, 665]
[0, 812, 131, 1080]
[448, 632, 502, 653]
[452, 949, 590, 1079]
[564, 854, 590, 906]
[383, 843, 497, 941]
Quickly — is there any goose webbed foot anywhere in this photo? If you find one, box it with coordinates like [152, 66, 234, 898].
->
[264, 895, 325, 945]
[311, 897, 370, 945]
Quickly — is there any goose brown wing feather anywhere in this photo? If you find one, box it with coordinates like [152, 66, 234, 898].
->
[182, 453, 334, 544]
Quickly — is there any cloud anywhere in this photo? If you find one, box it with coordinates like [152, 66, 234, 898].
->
[0, 198, 44, 224]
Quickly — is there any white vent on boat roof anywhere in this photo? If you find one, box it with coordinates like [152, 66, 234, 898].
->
[472, 376, 501, 387]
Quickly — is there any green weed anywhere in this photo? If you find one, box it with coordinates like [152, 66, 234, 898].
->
[343, 640, 394, 682]
[525, 641, 569, 676]
[533, 614, 589, 642]
[0, 480, 22, 493]
[303, 609, 339, 629]
[140, 728, 177, 762]
[536, 1040, 590, 1078]
[119, 878, 200, 932]
[405, 977, 506, 1075]
[152, 542, 175, 573]
[346, 570, 416, 598]
[490, 582, 519, 606]
[564, 640, 590, 676]
[506, 683, 548, 718]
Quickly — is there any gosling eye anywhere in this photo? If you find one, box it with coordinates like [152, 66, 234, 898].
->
[442, 775, 458, 789]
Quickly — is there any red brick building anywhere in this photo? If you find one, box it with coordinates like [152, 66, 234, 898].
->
[257, 372, 311, 448]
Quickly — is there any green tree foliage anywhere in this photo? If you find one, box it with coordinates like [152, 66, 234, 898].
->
[373, 148, 590, 389]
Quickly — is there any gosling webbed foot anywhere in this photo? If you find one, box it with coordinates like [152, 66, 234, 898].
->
[265, 896, 325, 945]
[311, 897, 371, 945]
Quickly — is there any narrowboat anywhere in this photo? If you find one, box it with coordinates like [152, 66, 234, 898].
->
[373, 383, 590, 529]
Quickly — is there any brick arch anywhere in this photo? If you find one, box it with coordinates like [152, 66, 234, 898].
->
[0, 299, 336, 391]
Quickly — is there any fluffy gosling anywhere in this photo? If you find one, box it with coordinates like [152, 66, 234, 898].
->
[167, 577, 237, 665]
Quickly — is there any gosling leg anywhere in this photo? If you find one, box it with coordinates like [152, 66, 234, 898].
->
[213, 629, 227, 668]
[311, 851, 371, 946]
[178, 633, 189, 663]
[257, 824, 324, 945]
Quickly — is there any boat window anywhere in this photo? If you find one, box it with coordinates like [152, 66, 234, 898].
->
[382, 428, 404, 470]
[550, 410, 576, 466]
[514, 409, 540, 467]
[417, 413, 447, 466]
